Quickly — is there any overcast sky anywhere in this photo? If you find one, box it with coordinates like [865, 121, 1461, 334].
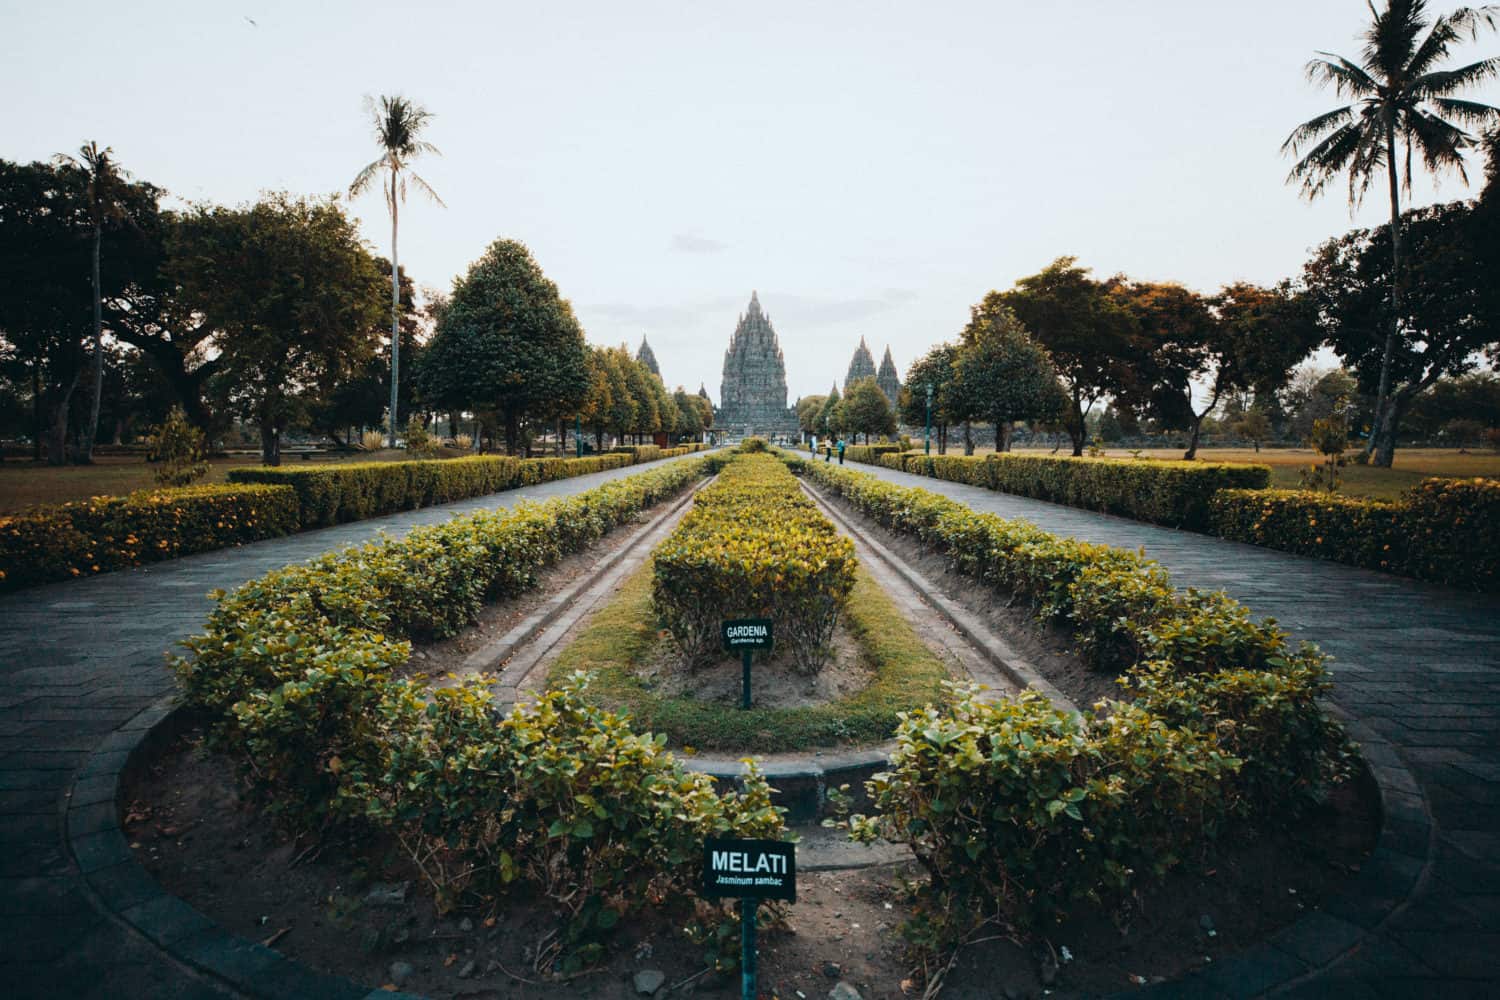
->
[5, 1, 1497, 403]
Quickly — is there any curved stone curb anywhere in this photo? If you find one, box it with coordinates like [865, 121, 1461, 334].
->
[687, 746, 893, 826]
[1114, 711, 1433, 999]
[66, 696, 416, 1000]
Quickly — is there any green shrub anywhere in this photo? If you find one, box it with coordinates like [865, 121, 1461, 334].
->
[851, 688, 1236, 933]
[174, 458, 782, 959]
[843, 443, 903, 464]
[1210, 477, 1498, 590]
[146, 406, 209, 487]
[0, 484, 300, 591]
[652, 454, 856, 671]
[793, 457, 1351, 940]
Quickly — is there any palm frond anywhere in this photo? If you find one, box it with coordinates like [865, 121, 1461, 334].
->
[1306, 54, 1380, 97]
[1283, 106, 1356, 154]
[1413, 55, 1500, 97]
[1405, 108, 1475, 183]
[348, 156, 388, 197]
[1428, 95, 1500, 128]
[1287, 121, 1367, 201]
[406, 171, 447, 208]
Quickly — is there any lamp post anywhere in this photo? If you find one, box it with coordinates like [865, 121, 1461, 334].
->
[924, 383, 933, 455]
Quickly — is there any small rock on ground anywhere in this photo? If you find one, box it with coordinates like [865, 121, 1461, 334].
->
[365, 882, 409, 907]
[388, 960, 414, 982]
[829, 984, 863, 1000]
[634, 969, 666, 995]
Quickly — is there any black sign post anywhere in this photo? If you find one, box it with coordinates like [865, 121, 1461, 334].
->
[721, 618, 773, 710]
[702, 838, 796, 1000]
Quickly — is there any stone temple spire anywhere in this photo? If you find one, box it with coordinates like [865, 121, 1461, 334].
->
[876, 346, 901, 407]
[844, 336, 877, 392]
[636, 334, 661, 378]
[718, 290, 799, 436]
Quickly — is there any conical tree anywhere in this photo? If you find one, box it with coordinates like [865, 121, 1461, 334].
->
[55, 141, 130, 464]
[1282, 0, 1498, 466]
[350, 95, 444, 447]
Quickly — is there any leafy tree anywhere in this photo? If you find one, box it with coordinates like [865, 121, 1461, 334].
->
[603, 345, 638, 446]
[673, 386, 704, 440]
[818, 383, 843, 437]
[991, 257, 1136, 455]
[899, 343, 959, 454]
[624, 354, 660, 442]
[350, 95, 444, 447]
[796, 394, 828, 438]
[1116, 280, 1319, 459]
[579, 345, 615, 449]
[1281, 367, 1368, 442]
[1304, 199, 1499, 464]
[0, 159, 156, 464]
[842, 376, 898, 443]
[418, 239, 589, 454]
[1230, 408, 1274, 452]
[147, 405, 208, 486]
[170, 193, 387, 464]
[1282, 0, 1499, 465]
[1407, 370, 1500, 435]
[951, 304, 1067, 452]
[53, 142, 134, 463]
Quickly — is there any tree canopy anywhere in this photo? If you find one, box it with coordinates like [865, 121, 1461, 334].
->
[951, 303, 1066, 452]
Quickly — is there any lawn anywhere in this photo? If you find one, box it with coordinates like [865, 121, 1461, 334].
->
[994, 446, 1500, 500]
[0, 448, 435, 513]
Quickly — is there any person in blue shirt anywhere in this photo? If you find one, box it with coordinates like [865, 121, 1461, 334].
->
[836, 438, 846, 464]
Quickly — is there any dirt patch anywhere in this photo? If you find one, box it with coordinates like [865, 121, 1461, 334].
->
[640, 621, 872, 710]
[818, 491, 1120, 708]
[127, 730, 1378, 999]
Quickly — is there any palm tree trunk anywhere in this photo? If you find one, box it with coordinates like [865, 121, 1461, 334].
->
[1369, 120, 1403, 468]
[388, 173, 401, 449]
[81, 221, 104, 464]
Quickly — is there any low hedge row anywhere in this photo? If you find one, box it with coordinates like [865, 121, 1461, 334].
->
[842, 443, 904, 464]
[173, 457, 784, 958]
[0, 484, 300, 591]
[608, 443, 709, 464]
[1210, 477, 1500, 591]
[652, 451, 856, 671]
[229, 452, 650, 527]
[786, 454, 1351, 933]
[868, 450, 1271, 531]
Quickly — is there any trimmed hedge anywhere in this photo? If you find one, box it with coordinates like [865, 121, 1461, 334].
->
[842, 443, 904, 465]
[864, 450, 1271, 532]
[788, 454, 1351, 933]
[227, 449, 710, 528]
[172, 457, 783, 947]
[653, 451, 856, 671]
[0, 484, 300, 591]
[1211, 476, 1499, 591]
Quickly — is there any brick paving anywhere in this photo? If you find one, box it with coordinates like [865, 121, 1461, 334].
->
[4, 453, 1499, 996]
[850, 460, 1500, 996]
[0, 456, 699, 999]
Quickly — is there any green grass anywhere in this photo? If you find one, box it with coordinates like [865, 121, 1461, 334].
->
[548, 556, 951, 752]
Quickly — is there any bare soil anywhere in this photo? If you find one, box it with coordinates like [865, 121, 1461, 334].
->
[639, 622, 872, 710]
[126, 731, 1377, 1000]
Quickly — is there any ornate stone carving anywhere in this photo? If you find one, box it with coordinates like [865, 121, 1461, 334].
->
[636, 335, 661, 377]
[844, 337, 877, 392]
[877, 346, 901, 407]
[717, 291, 800, 436]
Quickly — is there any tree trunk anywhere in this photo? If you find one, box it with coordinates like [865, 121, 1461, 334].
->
[388, 174, 401, 449]
[1368, 117, 1403, 467]
[963, 421, 974, 456]
[995, 420, 1010, 453]
[504, 411, 520, 456]
[80, 221, 105, 464]
[259, 422, 281, 466]
[1068, 387, 1085, 456]
[1183, 414, 1204, 461]
[45, 370, 83, 466]
[1371, 394, 1407, 468]
[32, 369, 43, 461]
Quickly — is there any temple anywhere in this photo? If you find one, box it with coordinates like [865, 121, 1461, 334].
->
[717, 291, 799, 437]
[876, 346, 901, 408]
[636, 335, 661, 377]
[844, 337, 877, 391]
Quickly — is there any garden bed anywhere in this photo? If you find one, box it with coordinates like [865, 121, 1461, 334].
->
[125, 726, 1377, 999]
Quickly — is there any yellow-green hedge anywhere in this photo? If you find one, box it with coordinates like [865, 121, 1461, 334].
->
[866, 450, 1270, 531]
[0, 484, 300, 591]
[229, 451, 654, 527]
[652, 451, 856, 671]
[1210, 477, 1500, 591]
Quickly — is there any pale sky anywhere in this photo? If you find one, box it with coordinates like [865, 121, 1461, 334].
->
[4, 1, 1497, 403]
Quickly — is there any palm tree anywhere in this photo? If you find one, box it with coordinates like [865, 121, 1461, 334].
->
[1283, 1, 1499, 466]
[350, 95, 444, 448]
[56, 141, 130, 464]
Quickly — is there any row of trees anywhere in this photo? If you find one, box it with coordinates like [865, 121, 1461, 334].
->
[0, 158, 708, 465]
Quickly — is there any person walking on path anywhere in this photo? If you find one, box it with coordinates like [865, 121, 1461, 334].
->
[837, 437, 846, 464]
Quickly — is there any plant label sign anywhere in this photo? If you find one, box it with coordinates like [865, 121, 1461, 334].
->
[701, 838, 797, 902]
[722, 618, 774, 652]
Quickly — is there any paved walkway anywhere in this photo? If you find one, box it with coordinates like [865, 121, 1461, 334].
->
[848, 460, 1500, 996]
[5, 454, 1499, 996]
[0, 455, 704, 999]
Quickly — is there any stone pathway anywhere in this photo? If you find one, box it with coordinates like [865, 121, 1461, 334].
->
[0, 455, 704, 999]
[5, 453, 1499, 996]
[847, 460, 1500, 997]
